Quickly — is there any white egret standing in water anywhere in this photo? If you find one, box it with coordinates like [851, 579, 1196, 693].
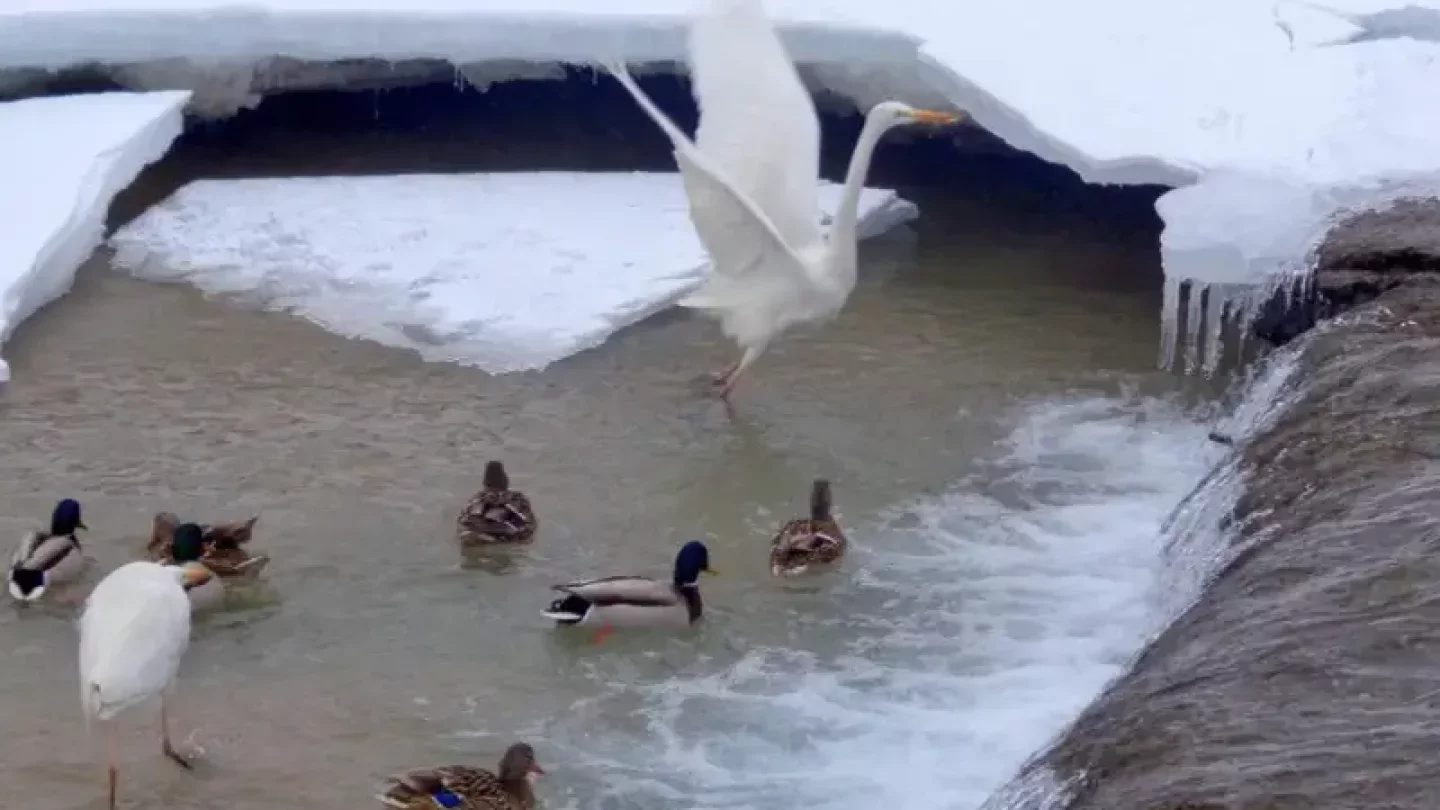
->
[602, 0, 961, 399]
[79, 560, 207, 809]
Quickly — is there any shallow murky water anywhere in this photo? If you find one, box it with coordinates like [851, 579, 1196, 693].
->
[0, 80, 1225, 810]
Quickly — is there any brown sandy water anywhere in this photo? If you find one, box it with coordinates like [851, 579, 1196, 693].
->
[0, 79, 1222, 810]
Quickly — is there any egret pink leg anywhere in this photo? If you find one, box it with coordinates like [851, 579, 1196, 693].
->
[160, 696, 193, 770]
[710, 358, 741, 387]
[717, 346, 765, 400]
[105, 723, 118, 810]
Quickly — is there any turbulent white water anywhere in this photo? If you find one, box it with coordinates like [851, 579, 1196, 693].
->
[539, 394, 1224, 810]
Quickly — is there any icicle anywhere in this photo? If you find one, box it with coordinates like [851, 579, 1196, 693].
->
[1202, 284, 1229, 378]
[1158, 274, 1183, 372]
[1231, 289, 1259, 370]
[1183, 281, 1207, 376]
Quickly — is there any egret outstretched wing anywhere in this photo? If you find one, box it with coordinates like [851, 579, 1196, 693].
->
[602, 58, 811, 291]
[688, 0, 823, 253]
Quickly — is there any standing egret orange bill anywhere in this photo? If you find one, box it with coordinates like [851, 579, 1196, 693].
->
[79, 560, 208, 809]
[601, 0, 961, 399]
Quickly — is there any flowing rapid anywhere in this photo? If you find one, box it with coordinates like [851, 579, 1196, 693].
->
[0, 73, 1245, 810]
[538, 394, 1225, 810]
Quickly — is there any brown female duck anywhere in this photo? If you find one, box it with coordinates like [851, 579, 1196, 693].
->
[769, 479, 848, 577]
[376, 742, 545, 810]
[456, 461, 537, 546]
[148, 512, 267, 578]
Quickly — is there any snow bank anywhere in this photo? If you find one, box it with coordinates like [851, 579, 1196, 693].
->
[4, 0, 1436, 184]
[5, 0, 1440, 372]
[108, 173, 916, 373]
[0, 90, 189, 382]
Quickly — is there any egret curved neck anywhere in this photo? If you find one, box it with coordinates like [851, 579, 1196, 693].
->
[829, 110, 893, 252]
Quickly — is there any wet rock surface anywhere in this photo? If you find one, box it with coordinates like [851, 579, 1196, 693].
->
[988, 204, 1440, 809]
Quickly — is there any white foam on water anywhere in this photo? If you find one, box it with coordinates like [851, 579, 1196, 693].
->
[542, 393, 1221, 810]
[1157, 345, 1304, 616]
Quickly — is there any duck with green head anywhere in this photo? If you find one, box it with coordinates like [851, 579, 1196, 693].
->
[542, 541, 717, 643]
[169, 523, 225, 613]
[8, 498, 88, 603]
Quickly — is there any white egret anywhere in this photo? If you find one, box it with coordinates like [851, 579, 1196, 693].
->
[602, 0, 961, 398]
[79, 560, 208, 809]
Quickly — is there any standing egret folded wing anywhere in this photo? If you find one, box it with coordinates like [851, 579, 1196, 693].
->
[602, 0, 962, 399]
[80, 560, 208, 809]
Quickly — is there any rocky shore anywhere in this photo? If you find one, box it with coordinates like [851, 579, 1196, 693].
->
[989, 198, 1440, 810]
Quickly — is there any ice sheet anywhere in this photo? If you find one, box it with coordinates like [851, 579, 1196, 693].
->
[108, 173, 917, 373]
[0, 90, 190, 383]
[3, 0, 1438, 184]
[7, 0, 1440, 370]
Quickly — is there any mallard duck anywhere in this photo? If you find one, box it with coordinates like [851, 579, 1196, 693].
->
[148, 511, 268, 578]
[9, 498, 88, 602]
[456, 461, 537, 546]
[199, 515, 267, 577]
[769, 479, 848, 577]
[542, 540, 716, 643]
[376, 742, 545, 810]
[170, 523, 225, 613]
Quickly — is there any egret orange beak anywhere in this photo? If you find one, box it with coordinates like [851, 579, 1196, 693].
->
[179, 563, 212, 590]
[910, 109, 962, 125]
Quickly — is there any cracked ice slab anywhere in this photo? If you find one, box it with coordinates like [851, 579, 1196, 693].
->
[108, 172, 917, 373]
[8, 0, 1440, 372]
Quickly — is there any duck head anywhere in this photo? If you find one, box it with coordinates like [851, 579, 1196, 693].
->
[810, 479, 833, 521]
[483, 460, 510, 491]
[497, 742, 545, 785]
[50, 498, 85, 537]
[152, 512, 179, 547]
[673, 540, 717, 588]
[171, 523, 206, 563]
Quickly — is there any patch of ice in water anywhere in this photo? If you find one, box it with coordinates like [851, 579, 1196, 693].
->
[109, 172, 916, 373]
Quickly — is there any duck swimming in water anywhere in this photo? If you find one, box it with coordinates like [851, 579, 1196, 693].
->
[8, 498, 88, 602]
[376, 742, 545, 810]
[542, 540, 716, 643]
[169, 523, 225, 613]
[149, 511, 268, 578]
[769, 479, 848, 577]
[198, 515, 267, 577]
[456, 461, 537, 546]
